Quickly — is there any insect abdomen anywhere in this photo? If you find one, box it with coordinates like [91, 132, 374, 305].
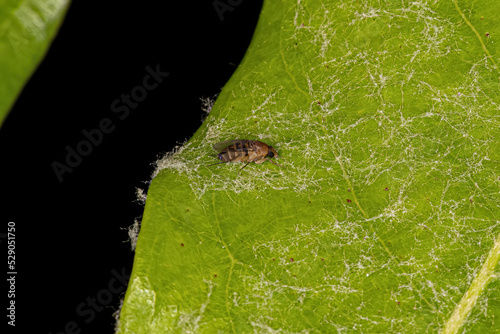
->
[218, 140, 252, 162]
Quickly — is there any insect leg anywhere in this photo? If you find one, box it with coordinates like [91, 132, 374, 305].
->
[267, 158, 282, 168]
[238, 161, 252, 175]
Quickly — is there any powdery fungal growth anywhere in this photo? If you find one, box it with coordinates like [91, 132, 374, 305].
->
[200, 94, 217, 122]
[125, 218, 141, 251]
[118, 1, 500, 333]
[135, 187, 147, 205]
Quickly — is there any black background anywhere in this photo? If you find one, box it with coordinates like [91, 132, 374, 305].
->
[0, 1, 262, 333]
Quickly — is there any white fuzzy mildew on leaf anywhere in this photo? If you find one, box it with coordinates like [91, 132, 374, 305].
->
[120, 0, 500, 333]
[200, 94, 218, 123]
[124, 218, 141, 251]
[135, 187, 147, 205]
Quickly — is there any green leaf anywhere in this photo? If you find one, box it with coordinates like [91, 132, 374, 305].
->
[0, 0, 70, 127]
[117, 0, 500, 332]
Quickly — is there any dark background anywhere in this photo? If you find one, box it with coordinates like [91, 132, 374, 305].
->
[0, 1, 262, 333]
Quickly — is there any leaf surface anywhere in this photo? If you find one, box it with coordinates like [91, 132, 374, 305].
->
[0, 0, 70, 126]
[118, 0, 500, 332]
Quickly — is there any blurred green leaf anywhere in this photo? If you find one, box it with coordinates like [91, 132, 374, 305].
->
[118, 0, 500, 332]
[0, 0, 70, 127]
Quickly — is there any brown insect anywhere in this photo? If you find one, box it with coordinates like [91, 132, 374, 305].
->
[209, 139, 281, 173]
